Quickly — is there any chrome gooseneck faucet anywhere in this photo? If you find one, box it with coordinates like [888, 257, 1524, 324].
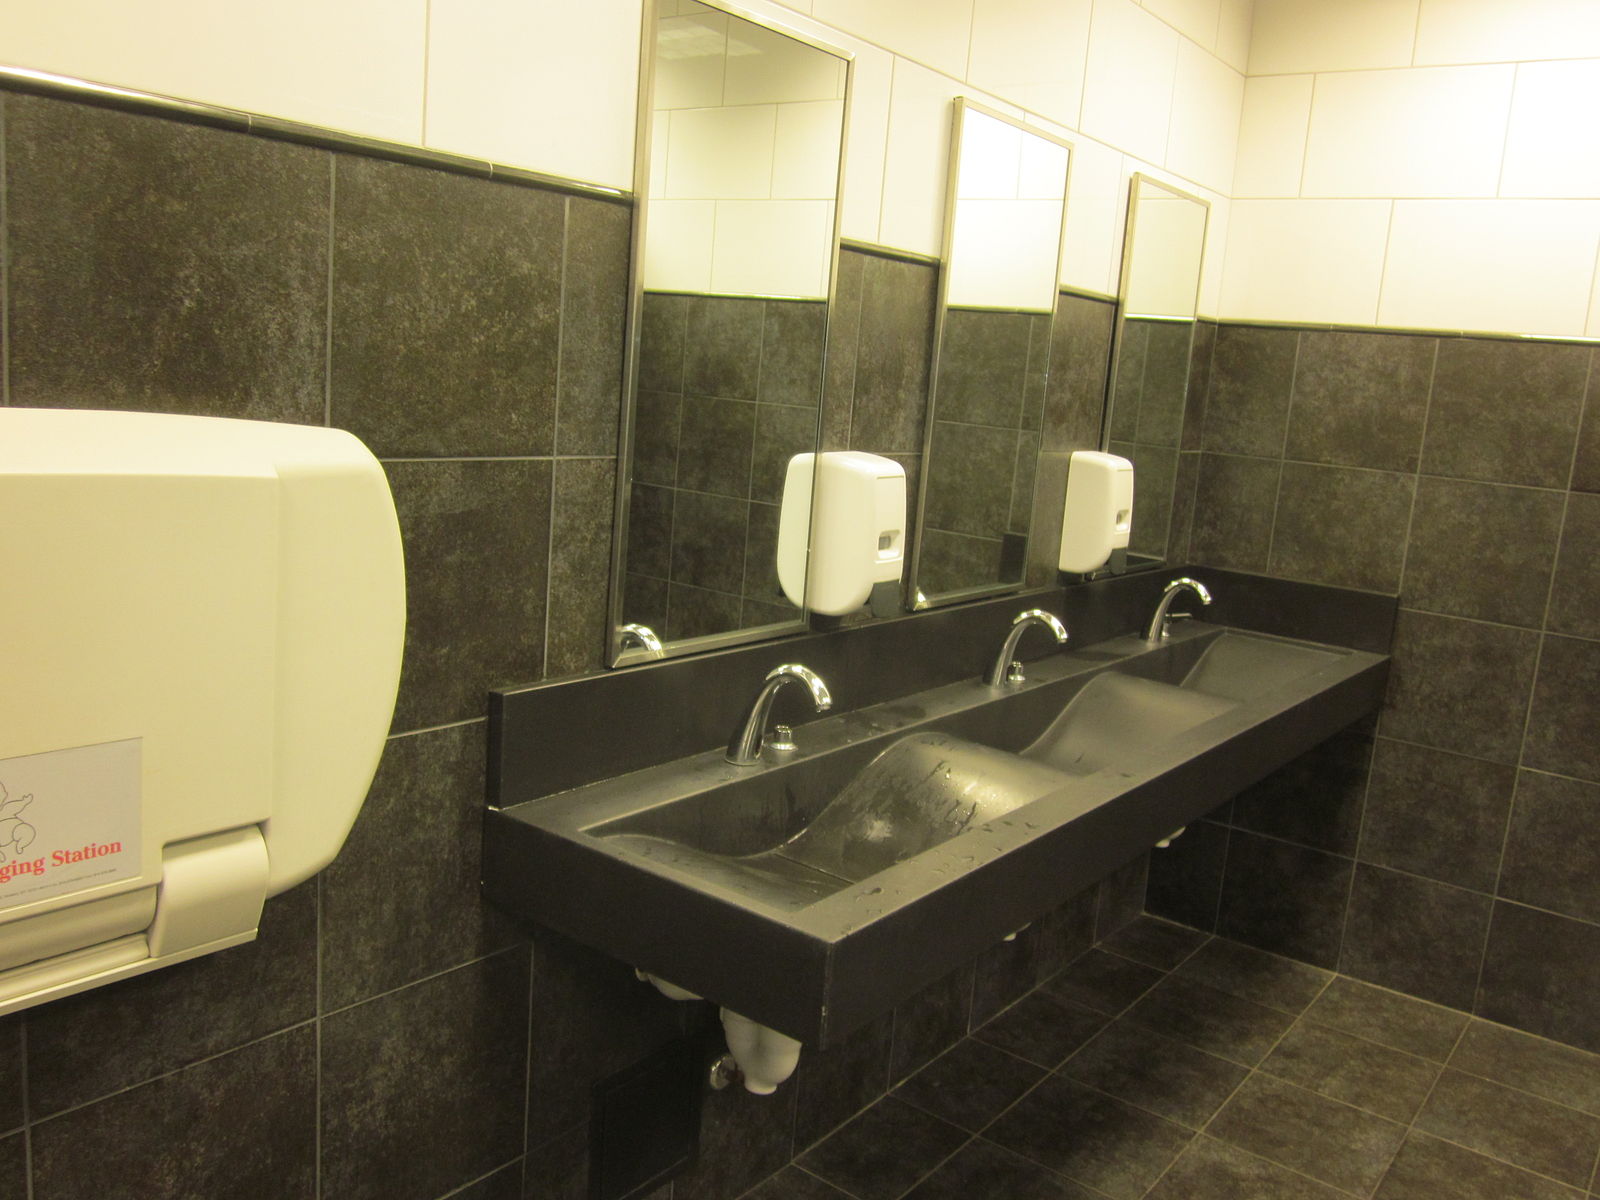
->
[1144, 577, 1213, 643]
[987, 609, 1070, 687]
[726, 663, 833, 765]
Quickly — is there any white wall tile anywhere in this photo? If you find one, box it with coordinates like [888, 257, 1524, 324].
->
[1142, 0, 1221, 52]
[642, 199, 715, 292]
[1415, 0, 1600, 65]
[1501, 61, 1600, 199]
[653, 11, 728, 110]
[1215, 0, 1254, 71]
[1588, 248, 1600, 339]
[723, 18, 848, 106]
[1164, 40, 1244, 194]
[1301, 65, 1513, 198]
[1220, 198, 1391, 324]
[1233, 74, 1312, 197]
[1, 0, 427, 145]
[710, 200, 834, 296]
[427, 0, 639, 186]
[772, 100, 848, 199]
[1198, 194, 1229, 315]
[1060, 140, 1126, 295]
[878, 59, 975, 254]
[838, 41, 893, 242]
[1081, 0, 1180, 166]
[808, 0, 975, 77]
[664, 104, 777, 199]
[1248, 0, 1418, 75]
[1379, 200, 1600, 336]
[967, 0, 1093, 130]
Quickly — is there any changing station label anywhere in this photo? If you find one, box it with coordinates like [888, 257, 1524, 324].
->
[0, 739, 143, 911]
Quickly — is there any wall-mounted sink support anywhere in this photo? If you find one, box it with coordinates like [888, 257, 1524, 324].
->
[484, 616, 1389, 1049]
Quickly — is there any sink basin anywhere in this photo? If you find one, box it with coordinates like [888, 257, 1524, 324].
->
[598, 732, 1069, 909]
[483, 623, 1390, 1044]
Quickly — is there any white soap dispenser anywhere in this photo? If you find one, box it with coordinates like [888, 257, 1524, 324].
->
[1058, 450, 1134, 574]
[776, 452, 907, 616]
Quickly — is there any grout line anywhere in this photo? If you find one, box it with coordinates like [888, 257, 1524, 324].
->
[1373, 199, 1398, 328]
[1261, 331, 1300, 575]
[519, 940, 537, 1167]
[386, 716, 487, 741]
[323, 154, 336, 429]
[1409, 0, 1422, 68]
[542, 461, 558, 676]
[1492, 64, 1520, 200]
[1296, 73, 1316, 198]
[419, 0, 433, 146]
[1331, 730, 1379, 976]
[314, 872, 324, 1199]
[19, 1014, 32, 1200]
[435, 1159, 523, 1199]
[1367, 1019, 1470, 1198]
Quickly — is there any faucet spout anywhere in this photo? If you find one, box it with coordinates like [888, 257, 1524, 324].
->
[987, 609, 1070, 687]
[726, 663, 832, 765]
[1144, 576, 1213, 643]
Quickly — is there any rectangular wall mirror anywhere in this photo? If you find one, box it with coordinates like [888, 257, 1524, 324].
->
[1103, 173, 1209, 568]
[909, 99, 1071, 609]
[609, 0, 851, 665]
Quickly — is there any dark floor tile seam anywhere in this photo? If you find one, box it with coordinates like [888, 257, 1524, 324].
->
[317, 942, 531, 1021]
[1443, 1055, 1600, 1124]
[1364, 1018, 1473, 1198]
[434, 1156, 523, 1199]
[1138, 1133, 1364, 1200]
[1389, 1128, 1599, 1199]
[22, 1016, 318, 1128]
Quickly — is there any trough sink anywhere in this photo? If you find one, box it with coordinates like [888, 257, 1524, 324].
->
[483, 624, 1387, 1045]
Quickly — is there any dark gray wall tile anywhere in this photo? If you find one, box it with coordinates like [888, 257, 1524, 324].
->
[330, 155, 563, 456]
[322, 951, 530, 1200]
[1182, 321, 1216, 453]
[385, 459, 552, 730]
[31, 1028, 316, 1200]
[793, 1012, 894, 1151]
[669, 490, 748, 595]
[1217, 832, 1352, 968]
[924, 421, 1017, 538]
[1523, 635, 1600, 782]
[0, 1018, 18, 1135]
[753, 404, 820, 506]
[1127, 444, 1179, 560]
[1134, 321, 1192, 449]
[627, 482, 673, 581]
[935, 308, 1032, 427]
[1096, 854, 1151, 940]
[1403, 477, 1563, 627]
[888, 964, 974, 1085]
[1109, 321, 1147, 443]
[1202, 326, 1298, 457]
[670, 581, 744, 639]
[676, 1071, 799, 1200]
[1033, 885, 1099, 984]
[1232, 722, 1372, 856]
[7, 95, 327, 422]
[0, 1134, 22, 1200]
[525, 929, 687, 1146]
[1379, 610, 1539, 763]
[971, 925, 1043, 1025]
[634, 389, 683, 486]
[684, 296, 763, 401]
[1269, 462, 1414, 592]
[1574, 364, 1600, 493]
[320, 724, 518, 1011]
[678, 395, 757, 497]
[26, 880, 315, 1117]
[1421, 339, 1590, 488]
[1500, 771, 1600, 924]
[1480, 902, 1600, 1054]
[1146, 821, 1228, 931]
[821, 251, 865, 452]
[1286, 331, 1435, 472]
[1547, 493, 1600, 639]
[557, 197, 630, 455]
[639, 292, 688, 394]
[1167, 451, 1202, 565]
[1359, 738, 1515, 893]
[849, 256, 936, 455]
[1189, 453, 1279, 571]
[547, 458, 618, 677]
[760, 299, 827, 408]
[1342, 864, 1491, 1010]
[1024, 451, 1070, 588]
[1042, 292, 1116, 454]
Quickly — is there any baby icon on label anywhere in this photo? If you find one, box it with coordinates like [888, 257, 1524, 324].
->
[0, 784, 36, 863]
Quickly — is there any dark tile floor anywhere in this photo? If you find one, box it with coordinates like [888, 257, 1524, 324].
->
[742, 917, 1600, 1200]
